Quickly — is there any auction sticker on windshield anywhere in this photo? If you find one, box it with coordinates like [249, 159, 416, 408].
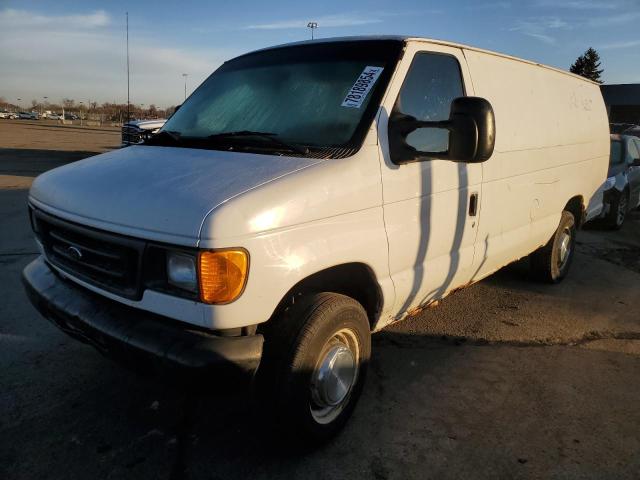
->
[341, 66, 384, 109]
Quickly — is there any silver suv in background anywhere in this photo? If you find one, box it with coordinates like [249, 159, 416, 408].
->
[121, 119, 167, 146]
[599, 134, 640, 228]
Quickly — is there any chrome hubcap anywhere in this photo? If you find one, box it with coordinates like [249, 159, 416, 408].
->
[310, 329, 359, 424]
[558, 228, 572, 269]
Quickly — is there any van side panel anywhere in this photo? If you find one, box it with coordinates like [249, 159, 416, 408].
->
[462, 49, 609, 280]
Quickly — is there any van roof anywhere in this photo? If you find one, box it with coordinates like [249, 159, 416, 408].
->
[246, 35, 599, 86]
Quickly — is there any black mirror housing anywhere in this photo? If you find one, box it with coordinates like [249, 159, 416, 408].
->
[388, 96, 496, 164]
[450, 97, 495, 162]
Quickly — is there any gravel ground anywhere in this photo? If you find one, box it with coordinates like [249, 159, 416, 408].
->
[1, 121, 639, 479]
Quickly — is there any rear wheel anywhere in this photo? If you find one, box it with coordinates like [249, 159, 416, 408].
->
[529, 210, 576, 283]
[605, 189, 628, 230]
[257, 292, 371, 445]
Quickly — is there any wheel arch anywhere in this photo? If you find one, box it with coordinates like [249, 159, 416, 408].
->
[563, 195, 585, 227]
[262, 262, 383, 332]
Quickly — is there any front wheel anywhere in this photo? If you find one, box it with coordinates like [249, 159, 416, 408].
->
[529, 210, 576, 283]
[257, 292, 371, 445]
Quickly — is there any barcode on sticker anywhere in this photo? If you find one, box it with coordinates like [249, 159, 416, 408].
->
[341, 66, 384, 109]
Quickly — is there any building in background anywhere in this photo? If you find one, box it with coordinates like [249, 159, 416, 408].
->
[601, 84, 640, 125]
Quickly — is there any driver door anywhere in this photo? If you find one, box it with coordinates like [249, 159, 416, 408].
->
[377, 43, 482, 317]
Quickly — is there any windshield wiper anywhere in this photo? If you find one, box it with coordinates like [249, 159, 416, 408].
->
[206, 130, 309, 155]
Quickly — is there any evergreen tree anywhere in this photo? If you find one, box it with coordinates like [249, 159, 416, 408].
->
[570, 48, 603, 83]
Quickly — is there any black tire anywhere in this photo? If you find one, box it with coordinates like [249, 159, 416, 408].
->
[256, 292, 371, 445]
[605, 189, 629, 230]
[529, 210, 576, 283]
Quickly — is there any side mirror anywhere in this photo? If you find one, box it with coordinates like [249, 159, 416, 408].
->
[388, 96, 496, 164]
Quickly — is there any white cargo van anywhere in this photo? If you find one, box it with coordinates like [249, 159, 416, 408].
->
[23, 36, 609, 443]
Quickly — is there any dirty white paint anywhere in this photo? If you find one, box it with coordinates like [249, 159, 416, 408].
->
[28, 37, 610, 331]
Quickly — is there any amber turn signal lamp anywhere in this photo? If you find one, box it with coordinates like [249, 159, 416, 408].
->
[198, 249, 249, 304]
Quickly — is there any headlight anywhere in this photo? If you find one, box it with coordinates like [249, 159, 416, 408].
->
[198, 249, 249, 304]
[603, 177, 616, 191]
[167, 252, 197, 292]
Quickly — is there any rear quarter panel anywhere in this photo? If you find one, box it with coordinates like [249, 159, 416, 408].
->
[462, 49, 609, 279]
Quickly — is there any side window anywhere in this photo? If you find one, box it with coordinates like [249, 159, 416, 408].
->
[627, 139, 640, 163]
[390, 52, 464, 160]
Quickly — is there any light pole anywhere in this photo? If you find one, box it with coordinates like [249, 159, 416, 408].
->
[126, 12, 130, 125]
[79, 101, 84, 126]
[43, 96, 48, 116]
[182, 73, 188, 101]
[307, 22, 318, 40]
[17, 98, 21, 112]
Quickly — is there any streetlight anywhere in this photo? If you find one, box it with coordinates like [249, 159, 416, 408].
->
[42, 96, 48, 116]
[17, 98, 21, 112]
[182, 73, 189, 101]
[307, 22, 318, 40]
[79, 101, 84, 126]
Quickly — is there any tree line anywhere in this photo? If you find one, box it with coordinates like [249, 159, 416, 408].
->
[0, 97, 177, 122]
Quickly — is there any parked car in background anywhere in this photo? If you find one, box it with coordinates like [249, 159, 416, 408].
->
[23, 36, 609, 443]
[47, 113, 62, 120]
[0, 110, 13, 119]
[18, 112, 38, 120]
[610, 122, 637, 134]
[63, 113, 79, 120]
[596, 134, 640, 228]
[121, 119, 167, 146]
[623, 125, 640, 138]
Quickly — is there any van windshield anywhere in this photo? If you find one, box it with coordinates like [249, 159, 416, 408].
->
[155, 40, 403, 157]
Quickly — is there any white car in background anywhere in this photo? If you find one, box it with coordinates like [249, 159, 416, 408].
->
[121, 119, 167, 146]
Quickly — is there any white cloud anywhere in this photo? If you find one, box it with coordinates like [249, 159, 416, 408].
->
[245, 13, 384, 30]
[587, 11, 640, 27]
[0, 8, 110, 28]
[535, 0, 618, 9]
[0, 8, 230, 107]
[468, 2, 511, 10]
[600, 39, 640, 50]
[509, 17, 569, 44]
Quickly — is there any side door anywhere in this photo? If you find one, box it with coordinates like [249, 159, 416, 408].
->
[377, 43, 482, 317]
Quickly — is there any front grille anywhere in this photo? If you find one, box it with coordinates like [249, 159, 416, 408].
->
[121, 126, 150, 146]
[33, 210, 145, 299]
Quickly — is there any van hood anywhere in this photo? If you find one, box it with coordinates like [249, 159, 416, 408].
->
[29, 145, 323, 246]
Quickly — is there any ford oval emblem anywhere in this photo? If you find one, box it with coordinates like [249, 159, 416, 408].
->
[67, 246, 83, 260]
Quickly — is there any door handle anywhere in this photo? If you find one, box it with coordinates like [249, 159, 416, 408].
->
[469, 192, 478, 217]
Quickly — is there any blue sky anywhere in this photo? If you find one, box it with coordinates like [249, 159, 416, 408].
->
[1, 0, 639, 108]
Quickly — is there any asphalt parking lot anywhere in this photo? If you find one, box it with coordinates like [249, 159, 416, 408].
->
[1, 120, 639, 479]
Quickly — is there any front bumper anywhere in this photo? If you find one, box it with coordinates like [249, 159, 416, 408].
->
[22, 256, 263, 380]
